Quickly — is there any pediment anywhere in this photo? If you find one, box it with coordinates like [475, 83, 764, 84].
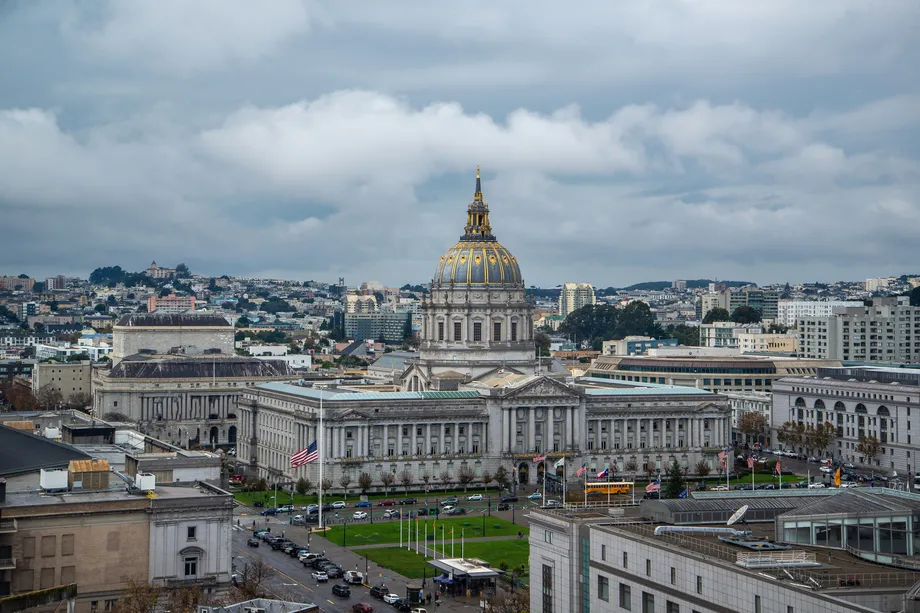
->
[503, 376, 583, 400]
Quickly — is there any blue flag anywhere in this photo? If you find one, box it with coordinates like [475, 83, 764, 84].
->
[679, 487, 689, 499]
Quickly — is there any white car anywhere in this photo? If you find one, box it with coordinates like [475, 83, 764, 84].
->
[820, 466, 833, 473]
[808, 483, 826, 489]
[332, 501, 347, 509]
[467, 494, 483, 501]
[353, 511, 368, 520]
[383, 593, 401, 604]
[712, 485, 729, 491]
[840, 482, 859, 488]
[442, 505, 455, 512]
[311, 571, 328, 582]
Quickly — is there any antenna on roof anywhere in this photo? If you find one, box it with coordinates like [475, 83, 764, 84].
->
[726, 504, 749, 526]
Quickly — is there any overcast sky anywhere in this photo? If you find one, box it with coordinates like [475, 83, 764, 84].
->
[1, 1, 918, 287]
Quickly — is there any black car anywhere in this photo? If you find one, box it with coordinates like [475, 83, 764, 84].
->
[497, 503, 511, 511]
[325, 566, 344, 579]
[500, 495, 518, 503]
[393, 598, 411, 612]
[399, 498, 417, 505]
[253, 500, 265, 507]
[270, 538, 290, 550]
[310, 557, 330, 569]
[332, 584, 351, 597]
[446, 507, 467, 515]
[285, 544, 303, 556]
[247, 538, 260, 547]
[369, 585, 388, 599]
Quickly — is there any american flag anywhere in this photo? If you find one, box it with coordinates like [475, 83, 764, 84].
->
[747, 456, 755, 469]
[645, 480, 661, 493]
[290, 441, 318, 469]
[775, 459, 782, 474]
[576, 463, 587, 477]
[532, 454, 547, 463]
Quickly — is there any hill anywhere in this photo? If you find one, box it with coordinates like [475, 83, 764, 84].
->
[619, 279, 755, 291]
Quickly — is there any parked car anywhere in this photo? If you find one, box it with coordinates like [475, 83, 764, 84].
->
[325, 566, 344, 579]
[820, 466, 833, 473]
[247, 538, 260, 547]
[270, 538, 290, 550]
[352, 604, 374, 613]
[440, 497, 458, 506]
[526, 492, 542, 500]
[278, 505, 294, 513]
[369, 585, 389, 599]
[399, 498, 417, 505]
[332, 583, 352, 597]
[355, 501, 371, 508]
[500, 496, 518, 503]
[712, 485, 729, 492]
[309, 557, 330, 569]
[383, 509, 400, 519]
[260, 508, 279, 516]
[467, 494, 483, 501]
[312, 571, 329, 582]
[393, 599, 411, 612]
[302, 504, 318, 512]
[332, 501, 347, 509]
[497, 503, 511, 511]
[383, 593, 401, 605]
[808, 483, 826, 489]
[301, 553, 321, 563]
[253, 500, 265, 507]
[844, 463, 856, 469]
[840, 482, 859, 488]
[410, 609, 428, 613]
[417, 507, 437, 516]
[808, 456, 819, 463]
[441, 505, 455, 513]
[344, 570, 364, 585]
[353, 511, 368, 520]
[377, 499, 396, 507]
[446, 507, 466, 515]
[543, 499, 562, 508]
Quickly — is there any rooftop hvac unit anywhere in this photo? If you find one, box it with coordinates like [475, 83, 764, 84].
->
[243, 608, 265, 613]
[44, 426, 61, 439]
[40, 469, 68, 491]
[135, 472, 156, 491]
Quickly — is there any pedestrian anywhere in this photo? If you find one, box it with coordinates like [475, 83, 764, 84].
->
[282, 530, 285, 538]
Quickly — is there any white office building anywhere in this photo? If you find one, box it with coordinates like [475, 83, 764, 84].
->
[777, 300, 864, 328]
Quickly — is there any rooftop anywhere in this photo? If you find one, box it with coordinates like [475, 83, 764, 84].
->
[0, 424, 91, 477]
[577, 377, 715, 396]
[108, 355, 296, 379]
[255, 381, 480, 401]
[115, 313, 231, 328]
[1, 482, 228, 510]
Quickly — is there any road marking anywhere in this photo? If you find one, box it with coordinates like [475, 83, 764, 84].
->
[327, 600, 334, 605]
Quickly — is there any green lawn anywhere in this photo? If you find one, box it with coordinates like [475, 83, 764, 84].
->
[234, 487, 503, 508]
[354, 540, 530, 579]
[321, 516, 527, 547]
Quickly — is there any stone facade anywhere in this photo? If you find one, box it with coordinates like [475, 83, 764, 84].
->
[112, 313, 234, 365]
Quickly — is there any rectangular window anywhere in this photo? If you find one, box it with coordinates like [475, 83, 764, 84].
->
[646, 559, 651, 576]
[493, 321, 502, 342]
[696, 575, 702, 594]
[754, 595, 762, 613]
[623, 551, 628, 568]
[619, 584, 632, 610]
[438, 321, 444, 341]
[642, 592, 655, 613]
[542, 564, 554, 613]
[511, 321, 518, 341]
[41, 535, 56, 557]
[597, 575, 609, 602]
[187, 526, 196, 540]
[667, 603, 679, 613]
[473, 322, 482, 342]
[601, 544, 606, 561]
[670, 567, 676, 585]
[544, 530, 553, 544]
[453, 321, 462, 341]
[184, 556, 198, 577]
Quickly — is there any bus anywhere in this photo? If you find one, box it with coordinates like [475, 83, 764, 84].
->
[584, 481, 633, 496]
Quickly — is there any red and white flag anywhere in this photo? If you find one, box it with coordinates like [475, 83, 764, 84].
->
[775, 459, 782, 474]
[532, 454, 547, 463]
[747, 456, 755, 469]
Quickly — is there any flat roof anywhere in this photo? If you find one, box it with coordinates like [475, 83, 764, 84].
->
[1, 483, 225, 509]
[256, 381, 481, 401]
[427, 557, 501, 578]
[578, 378, 715, 396]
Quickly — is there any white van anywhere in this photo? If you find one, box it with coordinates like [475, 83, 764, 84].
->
[344, 570, 364, 585]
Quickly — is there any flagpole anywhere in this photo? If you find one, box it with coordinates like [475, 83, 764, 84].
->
[542, 458, 547, 503]
[400, 509, 403, 548]
[318, 388, 324, 531]
[607, 465, 611, 506]
[451, 528, 455, 558]
[425, 522, 428, 558]
[461, 528, 465, 559]
[583, 465, 587, 507]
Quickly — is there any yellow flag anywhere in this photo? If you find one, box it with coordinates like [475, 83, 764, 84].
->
[834, 468, 841, 487]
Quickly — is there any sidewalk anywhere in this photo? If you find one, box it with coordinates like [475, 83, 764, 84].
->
[242, 512, 499, 612]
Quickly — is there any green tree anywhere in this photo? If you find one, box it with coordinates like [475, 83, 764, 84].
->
[493, 465, 511, 492]
[856, 435, 880, 466]
[731, 305, 762, 324]
[664, 459, 686, 499]
[295, 477, 311, 495]
[910, 286, 920, 307]
[558, 304, 619, 347]
[738, 412, 767, 445]
[613, 301, 656, 339]
[702, 307, 731, 324]
[175, 263, 190, 277]
[534, 332, 551, 356]
[93, 303, 108, 313]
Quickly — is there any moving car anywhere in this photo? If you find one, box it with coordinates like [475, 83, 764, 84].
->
[446, 507, 466, 515]
[393, 599, 411, 612]
[260, 508, 279, 516]
[332, 501, 347, 509]
[377, 499, 396, 507]
[440, 497, 458, 506]
[526, 492, 541, 500]
[278, 505, 294, 512]
[355, 501, 371, 508]
[311, 571, 328, 582]
[369, 585, 389, 599]
[399, 498, 417, 505]
[467, 494, 483, 501]
[382, 593, 401, 605]
[344, 570, 364, 585]
[353, 511, 368, 520]
[352, 605, 374, 613]
[441, 505, 455, 513]
[808, 482, 826, 489]
[543, 499, 562, 508]
[500, 495, 519, 503]
[247, 538, 259, 547]
[820, 465, 833, 473]
[332, 584, 351, 597]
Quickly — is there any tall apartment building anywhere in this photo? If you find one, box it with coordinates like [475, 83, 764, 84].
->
[558, 282, 596, 317]
[147, 293, 196, 314]
[777, 299, 864, 327]
[697, 288, 779, 322]
[0, 277, 34, 292]
[797, 297, 920, 363]
[671, 279, 687, 291]
[865, 277, 895, 292]
[344, 294, 377, 313]
[44, 276, 67, 291]
[698, 322, 762, 348]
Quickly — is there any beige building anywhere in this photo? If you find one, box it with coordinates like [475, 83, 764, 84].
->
[558, 282, 596, 317]
[31, 361, 92, 402]
[112, 313, 234, 365]
[344, 294, 377, 313]
[736, 332, 798, 354]
[147, 293, 196, 314]
[145, 261, 176, 279]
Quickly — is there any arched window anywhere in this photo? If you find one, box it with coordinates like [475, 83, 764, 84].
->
[877, 406, 890, 417]
[814, 400, 825, 410]
[834, 401, 846, 412]
[855, 404, 868, 414]
[794, 397, 806, 408]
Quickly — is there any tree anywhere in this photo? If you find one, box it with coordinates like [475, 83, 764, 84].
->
[107, 294, 118, 306]
[457, 465, 475, 492]
[175, 263, 190, 277]
[776, 421, 804, 450]
[295, 477, 311, 496]
[321, 478, 333, 494]
[481, 470, 493, 492]
[695, 459, 711, 479]
[558, 304, 619, 348]
[231, 557, 270, 601]
[94, 303, 108, 313]
[534, 331, 551, 357]
[439, 470, 451, 491]
[421, 473, 431, 491]
[379, 472, 395, 494]
[112, 577, 162, 613]
[667, 324, 700, 347]
[625, 459, 639, 481]
[399, 469, 414, 494]
[731, 305, 762, 324]
[738, 412, 767, 446]
[910, 286, 920, 307]
[34, 386, 64, 410]
[613, 301, 656, 339]
[66, 353, 91, 362]
[856, 435, 880, 466]
[493, 465, 511, 492]
[664, 459, 686, 499]
[488, 589, 530, 613]
[703, 307, 731, 324]
[358, 472, 373, 494]
[811, 421, 837, 458]
[339, 473, 352, 497]
[66, 392, 92, 411]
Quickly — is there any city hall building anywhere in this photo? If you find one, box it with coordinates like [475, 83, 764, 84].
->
[238, 173, 732, 487]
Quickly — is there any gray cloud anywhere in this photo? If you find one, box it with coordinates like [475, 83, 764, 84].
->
[0, 1, 918, 286]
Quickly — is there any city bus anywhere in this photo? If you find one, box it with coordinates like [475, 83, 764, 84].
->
[584, 481, 633, 496]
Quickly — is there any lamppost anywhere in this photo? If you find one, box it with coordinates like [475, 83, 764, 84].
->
[342, 519, 347, 547]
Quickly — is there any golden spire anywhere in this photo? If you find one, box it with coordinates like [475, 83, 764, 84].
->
[474, 166, 483, 202]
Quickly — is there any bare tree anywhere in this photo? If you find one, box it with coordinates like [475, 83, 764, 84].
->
[489, 589, 531, 613]
[339, 473, 352, 498]
[695, 460, 711, 479]
[34, 385, 64, 410]
[231, 557, 271, 600]
[358, 472, 372, 494]
[112, 577, 162, 613]
[439, 470, 451, 492]
[379, 471, 395, 495]
[296, 476, 312, 496]
[457, 465, 475, 492]
[481, 470, 493, 492]
[493, 465, 510, 492]
[739, 411, 767, 446]
[856, 435, 881, 466]
[625, 458, 639, 481]
[321, 478, 333, 494]
[67, 391, 93, 411]
[165, 585, 203, 613]
[398, 469, 414, 494]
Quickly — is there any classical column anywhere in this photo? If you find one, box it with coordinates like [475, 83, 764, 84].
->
[382, 424, 389, 456]
[397, 425, 404, 457]
[546, 410, 554, 453]
[572, 407, 580, 452]
[426, 423, 433, 454]
[412, 424, 418, 455]
[527, 409, 535, 452]
[439, 423, 446, 454]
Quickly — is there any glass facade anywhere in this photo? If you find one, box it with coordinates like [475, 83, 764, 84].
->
[781, 514, 915, 555]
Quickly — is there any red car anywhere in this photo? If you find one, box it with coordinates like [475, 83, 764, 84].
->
[352, 605, 374, 613]
[376, 499, 396, 507]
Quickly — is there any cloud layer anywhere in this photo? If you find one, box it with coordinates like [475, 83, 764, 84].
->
[1, 1, 918, 285]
